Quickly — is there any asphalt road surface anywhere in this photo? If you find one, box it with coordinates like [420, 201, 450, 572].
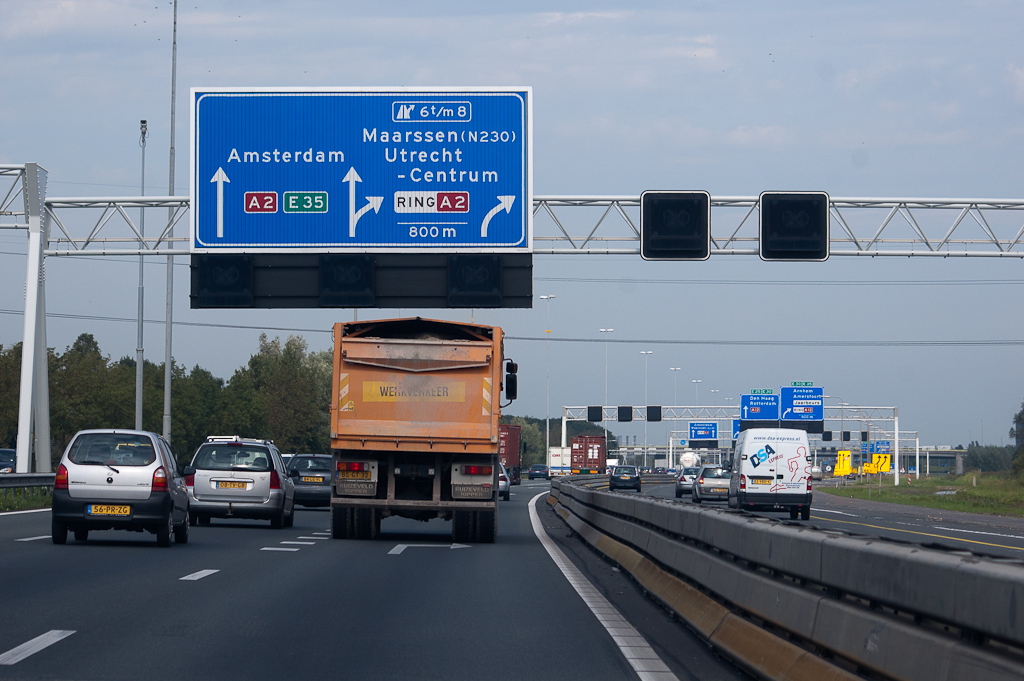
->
[640, 480, 1024, 560]
[0, 484, 748, 681]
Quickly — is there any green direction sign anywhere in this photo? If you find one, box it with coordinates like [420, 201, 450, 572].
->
[750, 388, 774, 395]
[283, 191, 328, 213]
[791, 381, 814, 386]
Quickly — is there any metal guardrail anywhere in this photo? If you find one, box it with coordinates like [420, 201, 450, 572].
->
[0, 473, 55, 490]
[550, 475, 1024, 681]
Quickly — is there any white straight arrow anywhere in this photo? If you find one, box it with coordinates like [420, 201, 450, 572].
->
[388, 543, 471, 555]
[210, 167, 230, 237]
[480, 195, 516, 238]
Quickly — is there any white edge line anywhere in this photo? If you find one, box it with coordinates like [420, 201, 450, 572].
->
[528, 493, 678, 681]
[0, 630, 76, 665]
[180, 569, 220, 581]
[0, 508, 51, 517]
[934, 526, 1024, 540]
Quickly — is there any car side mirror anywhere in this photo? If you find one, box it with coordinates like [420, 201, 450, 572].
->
[182, 465, 196, 476]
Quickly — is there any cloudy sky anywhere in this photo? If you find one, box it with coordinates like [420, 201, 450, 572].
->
[2, 1, 1023, 450]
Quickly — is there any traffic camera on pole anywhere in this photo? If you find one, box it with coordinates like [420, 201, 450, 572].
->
[758, 191, 830, 261]
[640, 191, 711, 260]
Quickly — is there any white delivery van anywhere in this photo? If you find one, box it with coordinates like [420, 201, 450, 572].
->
[728, 428, 812, 520]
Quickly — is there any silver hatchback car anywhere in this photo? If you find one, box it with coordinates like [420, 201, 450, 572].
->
[186, 436, 295, 528]
[51, 429, 191, 546]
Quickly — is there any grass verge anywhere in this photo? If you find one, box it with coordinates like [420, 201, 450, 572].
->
[0, 487, 53, 513]
[815, 471, 1024, 517]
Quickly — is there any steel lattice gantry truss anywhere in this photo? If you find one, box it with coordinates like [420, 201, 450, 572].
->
[6, 159, 1024, 471]
[534, 195, 1024, 256]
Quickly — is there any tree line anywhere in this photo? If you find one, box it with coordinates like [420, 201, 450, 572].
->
[0, 333, 613, 470]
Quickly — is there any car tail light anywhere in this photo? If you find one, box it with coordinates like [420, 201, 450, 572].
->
[463, 465, 492, 476]
[337, 461, 368, 472]
[270, 469, 282, 489]
[698, 476, 705, 485]
[739, 475, 746, 490]
[55, 463, 68, 490]
[185, 472, 194, 486]
[152, 466, 168, 492]
[499, 473, 508, 482]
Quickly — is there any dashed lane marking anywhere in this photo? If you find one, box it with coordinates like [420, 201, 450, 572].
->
[0, 630, 75, 665]
[280, 541, 316, 545]
[180, 569, 219, 581]
[14, 536, 49, 542]
[814, 516, 1024, 552]
[260, 547, 300, 552]
[297, 536, 324, 540]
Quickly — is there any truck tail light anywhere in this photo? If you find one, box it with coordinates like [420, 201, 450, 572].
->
[739, 475, 746, 490]
[269, 469, 282, 489]
[152, 466, 168, 492]
[55, 463, 68, 490]
[463, 465, 492, 476]
[337, 461, 368, 472]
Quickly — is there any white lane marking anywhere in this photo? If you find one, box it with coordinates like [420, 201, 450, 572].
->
[313, 531, 330, 535]
[529, 494, 679, 681]
[15, 536, 49, 542]
[281, 541, 316, 545]
[813, 508, 859, 517]
[0, 630, 75, 665]
[260, 547, 300, 552]
[388, 543, 471, 555]
[0, 508, 51, 517]
[297, 536, 324, 540]
[934, 526, 1024, 540]
[180, 569, 219, 581]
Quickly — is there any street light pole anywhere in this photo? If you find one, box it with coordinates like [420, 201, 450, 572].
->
[692, 379, 702, 406]
[641, 351, 653, 469]
[670, 367, 681, 404]
[136, 119, 148, 431]
[600, 329, 613, 442]
[541, 295, 556, 467]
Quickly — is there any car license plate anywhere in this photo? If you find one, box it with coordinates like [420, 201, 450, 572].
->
[338, 471, 371, 480]
[620, 476, 630, 480]
[712, 487, 728, 493]
[217, 480, 247, 489]
[87, 504, 130, 516]
[752, 477, 773, 485]
[301, 476, 324, 483]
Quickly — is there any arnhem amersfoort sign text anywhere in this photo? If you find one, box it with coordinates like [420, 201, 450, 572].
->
[190, 87, 532, 253]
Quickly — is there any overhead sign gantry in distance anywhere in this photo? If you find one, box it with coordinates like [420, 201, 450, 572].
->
[191, 87, 531, 252]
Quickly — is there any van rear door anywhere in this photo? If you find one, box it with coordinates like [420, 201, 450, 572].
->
[746, 442, 778, 499]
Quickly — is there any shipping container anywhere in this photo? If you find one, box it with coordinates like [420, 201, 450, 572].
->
[571, 435, 607, 474]
[498, 424, 523, 485]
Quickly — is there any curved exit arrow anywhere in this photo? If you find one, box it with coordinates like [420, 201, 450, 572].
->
[343, 167, 383, 238]
[480, 195, 515, 238]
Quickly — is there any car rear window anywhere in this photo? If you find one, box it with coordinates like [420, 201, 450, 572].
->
[616, 466, 637, 475]
[68, 433, 157, 466]
[193, 445, 272, 472]
[682, 467, 700, 475]
[289, 456, 332, 473]
[702, 468, 728, 478]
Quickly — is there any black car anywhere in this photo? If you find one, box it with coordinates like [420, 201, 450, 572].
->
[287, 454, 333, 507]
[528, 464, 550, 480]
[0, 448, 15, 474]
[609, 465, 641, 492]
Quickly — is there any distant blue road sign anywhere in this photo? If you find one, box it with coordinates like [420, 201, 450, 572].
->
[733, 419, 741, 439]
[741, 394, 779, 421]
[689, 422, 718, 440]
[191, 88, 531, 253]
[780, 386, 823, 421]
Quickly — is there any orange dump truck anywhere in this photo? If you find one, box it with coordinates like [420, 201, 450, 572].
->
[329, 317, 516, 543]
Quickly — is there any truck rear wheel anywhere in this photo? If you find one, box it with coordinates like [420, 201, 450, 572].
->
[452, 510, 473, 543]
[476, 510, 497, 544]
[354, 508, 380, 540]
[331, 507, 353, 539]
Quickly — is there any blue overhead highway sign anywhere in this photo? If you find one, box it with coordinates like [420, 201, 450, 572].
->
[781, 386, 823, 421]
[741, 394, 779, 420]
[689, 422, 718, 440]
[191, 87, 531, 253]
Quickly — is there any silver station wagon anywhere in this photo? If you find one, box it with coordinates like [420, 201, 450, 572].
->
[186, 436, 295, 528]
[51, 429, 191, 547]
